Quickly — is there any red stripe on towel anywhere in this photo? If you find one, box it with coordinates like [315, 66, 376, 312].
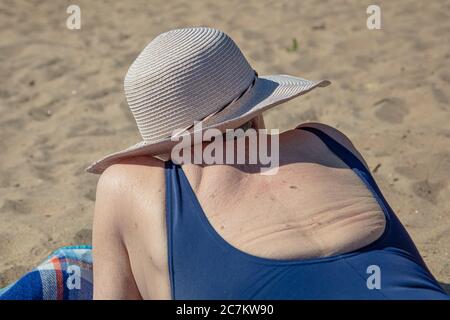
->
[50, 256, 64, 300]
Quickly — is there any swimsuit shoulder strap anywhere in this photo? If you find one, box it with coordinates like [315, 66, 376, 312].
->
[296, 126, 371, 177]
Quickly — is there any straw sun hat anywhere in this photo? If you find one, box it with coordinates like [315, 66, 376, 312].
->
[86, 27, 330, 174]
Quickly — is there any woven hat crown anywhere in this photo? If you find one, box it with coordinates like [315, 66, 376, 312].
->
[124, 27, 255, 142]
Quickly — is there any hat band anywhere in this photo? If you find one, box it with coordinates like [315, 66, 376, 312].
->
[171, 71, 258, 138]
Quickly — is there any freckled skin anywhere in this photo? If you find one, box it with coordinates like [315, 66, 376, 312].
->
[93, 120, 386, 299]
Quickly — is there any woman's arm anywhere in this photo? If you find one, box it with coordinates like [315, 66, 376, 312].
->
[92, 166, 142, 300]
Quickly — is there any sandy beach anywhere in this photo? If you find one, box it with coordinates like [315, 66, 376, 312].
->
[0, 0, 448, 292]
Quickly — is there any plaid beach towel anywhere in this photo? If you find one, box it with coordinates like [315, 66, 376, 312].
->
[0, 246, 93, 300]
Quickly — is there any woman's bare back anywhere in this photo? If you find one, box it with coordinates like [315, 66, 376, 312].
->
[92, 123, 385, 299]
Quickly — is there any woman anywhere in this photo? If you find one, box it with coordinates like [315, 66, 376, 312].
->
[88, 27, 448, 299]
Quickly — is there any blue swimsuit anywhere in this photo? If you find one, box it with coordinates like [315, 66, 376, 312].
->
[165, 127, 449, 299]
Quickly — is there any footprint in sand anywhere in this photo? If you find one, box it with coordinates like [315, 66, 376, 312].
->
[30, 245, 47, 258]
[412, 180, 444, 204]
[373, 97, 409, 124]
[45, 64, 68, 82]
[0, 198, 31, 214]
[27, 99, 58, 122]
[27, 107, 53, 121]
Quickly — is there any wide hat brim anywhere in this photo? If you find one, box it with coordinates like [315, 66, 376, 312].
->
[86, 74, 330, 174]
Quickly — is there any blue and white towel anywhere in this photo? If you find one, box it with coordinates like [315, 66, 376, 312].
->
[0, 246, 93, 300]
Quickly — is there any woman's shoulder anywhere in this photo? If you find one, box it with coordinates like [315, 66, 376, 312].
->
[94, 155, 166, 220]
[94, 156, 165, 240]
[287, 122, 370, 171]
[291, 122, 357, 154]
[98, 155, 166, 185]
